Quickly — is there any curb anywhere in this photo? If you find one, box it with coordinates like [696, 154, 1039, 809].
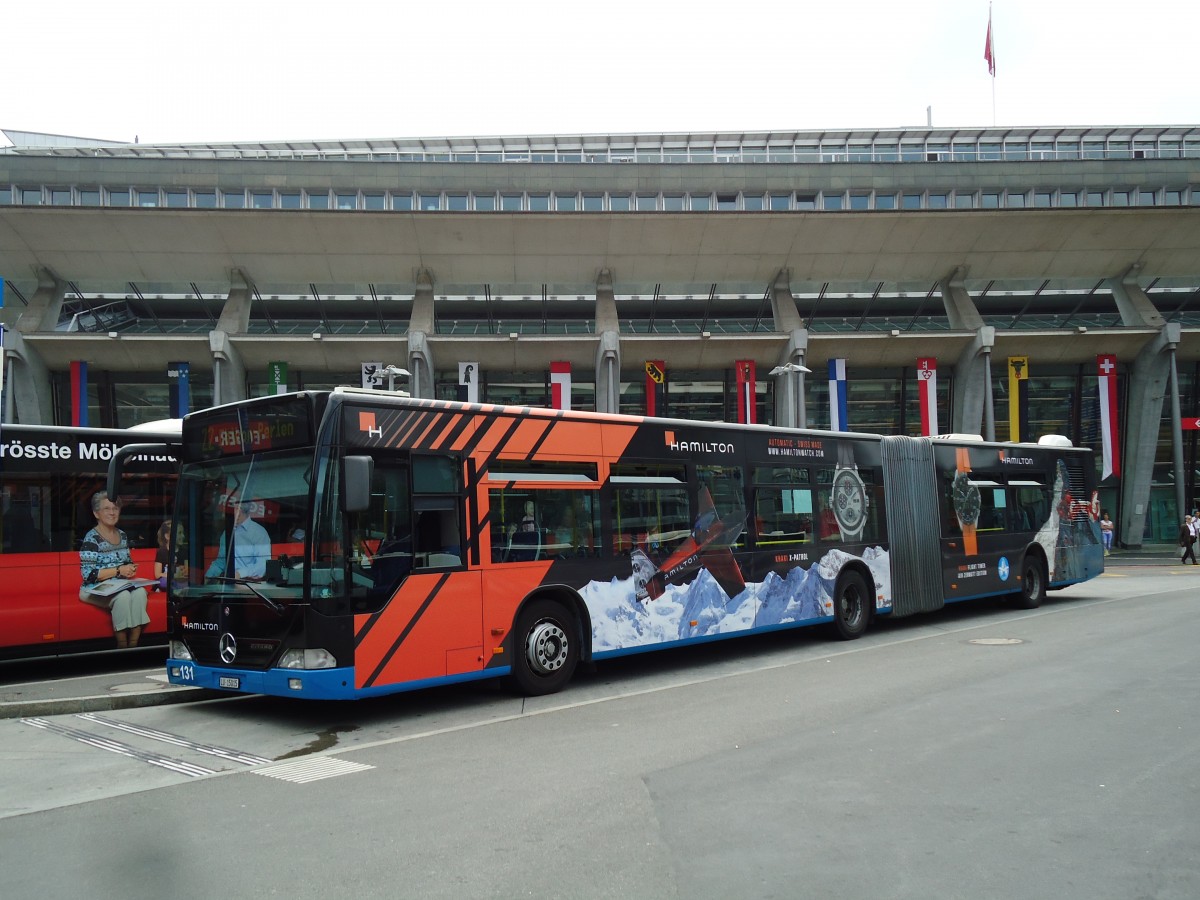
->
[0, 686, 224, 720]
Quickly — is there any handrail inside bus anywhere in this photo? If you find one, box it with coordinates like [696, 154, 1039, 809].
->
[106, 441, 180, 502]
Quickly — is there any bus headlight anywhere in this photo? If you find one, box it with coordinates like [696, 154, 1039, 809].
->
[278, 648, 337, 669]
[169, 640, 193, 661]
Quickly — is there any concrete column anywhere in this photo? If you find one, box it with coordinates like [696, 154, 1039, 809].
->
[1119, 323, 1180, 548]
[402, 269, 437, 400]
[15, 267, 67, 334]
[407, 330, 434, 399]
[594, 331, 621, 414]
[951, 326, 995, 435]
[409, 268, 436, 334]
[209, 330, 247, 407]
[771, 329, 811, 428]
[768, 269, 805, 332]
[2, 329, 54, 424]
[1110, 263, 1166, 328]
[939, 266, 985, 332]
[593, 269, 621, 414]
[216, 271, 253, 335]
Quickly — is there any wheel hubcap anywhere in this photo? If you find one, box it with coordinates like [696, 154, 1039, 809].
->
[526, 620, 569, 675]
[841, 587, 862, 624]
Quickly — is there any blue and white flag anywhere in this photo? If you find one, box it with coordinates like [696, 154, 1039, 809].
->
[828, 358, 848, 431]
[168, 361, 191, 418]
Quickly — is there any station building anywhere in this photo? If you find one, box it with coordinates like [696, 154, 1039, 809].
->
[1, 125, 1198, 547]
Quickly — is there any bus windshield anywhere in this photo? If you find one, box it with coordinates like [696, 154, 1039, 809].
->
[173, 450, 312, 601]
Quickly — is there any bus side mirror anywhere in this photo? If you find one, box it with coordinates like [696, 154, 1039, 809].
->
[342, 455, 373, 512]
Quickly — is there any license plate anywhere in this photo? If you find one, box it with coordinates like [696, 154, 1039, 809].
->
[218, 676, 240, 689]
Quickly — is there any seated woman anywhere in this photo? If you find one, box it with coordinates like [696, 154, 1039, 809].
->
[79, 491, 150, 648]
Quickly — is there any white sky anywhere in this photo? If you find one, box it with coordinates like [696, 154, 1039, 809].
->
[5, 0, 1197, 145]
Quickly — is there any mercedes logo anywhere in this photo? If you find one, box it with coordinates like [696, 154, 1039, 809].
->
[219, 632, 237, 664]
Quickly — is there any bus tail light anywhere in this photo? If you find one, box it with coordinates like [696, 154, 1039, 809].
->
[279, 648, 337, 669]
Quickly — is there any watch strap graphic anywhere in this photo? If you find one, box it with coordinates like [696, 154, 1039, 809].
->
[955, 447, 978, 555]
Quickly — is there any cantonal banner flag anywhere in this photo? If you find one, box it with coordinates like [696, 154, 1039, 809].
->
[1097, 354, 1120, 479]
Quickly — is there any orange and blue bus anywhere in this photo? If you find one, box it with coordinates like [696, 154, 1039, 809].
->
[118, 389, 1103, 699]
[1, 423, 177, 659]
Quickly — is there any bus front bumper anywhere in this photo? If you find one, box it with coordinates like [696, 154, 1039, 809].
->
[167, 657, 357, 700]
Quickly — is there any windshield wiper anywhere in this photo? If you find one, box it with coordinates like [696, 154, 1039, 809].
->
[208, 577, 287, 614]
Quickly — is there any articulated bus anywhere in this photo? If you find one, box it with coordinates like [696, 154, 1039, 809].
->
[1, 423, 178, 659]
[118, 390, 1103, 700]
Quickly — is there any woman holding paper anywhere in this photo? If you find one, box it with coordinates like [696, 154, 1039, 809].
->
[79, 491, 150, 648]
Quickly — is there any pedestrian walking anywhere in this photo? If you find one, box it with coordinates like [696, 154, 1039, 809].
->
[1181, 515, 1198, 565]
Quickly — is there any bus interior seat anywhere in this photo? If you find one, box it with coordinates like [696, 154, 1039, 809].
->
[508, 530, 540, 562]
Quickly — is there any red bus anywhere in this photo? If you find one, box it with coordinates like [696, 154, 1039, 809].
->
[1, 423, 177, 659]
[126, 390, 1103, 699]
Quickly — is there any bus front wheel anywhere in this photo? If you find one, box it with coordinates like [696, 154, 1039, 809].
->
[1013, 555, 1046, 609]
[832, 571, 871, 640]
[511, 599, 579, 696]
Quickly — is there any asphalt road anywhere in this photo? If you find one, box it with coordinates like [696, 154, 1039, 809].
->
[2, 570, 1198, 899]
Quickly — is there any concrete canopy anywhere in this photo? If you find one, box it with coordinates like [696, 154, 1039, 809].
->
[2, 205, 1198, 298]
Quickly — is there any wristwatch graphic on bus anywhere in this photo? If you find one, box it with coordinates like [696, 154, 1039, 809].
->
[832, 443, 868, 541]
[951, 447, 981, 555]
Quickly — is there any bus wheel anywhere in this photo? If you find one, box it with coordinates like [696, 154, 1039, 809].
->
[1013, 555, 1046, 609]
[511, 599, 578, 696]
[832, 571, 870, 640]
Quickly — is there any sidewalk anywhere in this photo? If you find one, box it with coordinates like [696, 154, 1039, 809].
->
[1104, 543, 1199, 567]
[0, 663, 220, 720]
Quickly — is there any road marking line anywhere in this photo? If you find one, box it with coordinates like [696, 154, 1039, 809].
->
[76, 713, 271, 765]
[252, 757, 374, 783]
[21, 717, 215, 777]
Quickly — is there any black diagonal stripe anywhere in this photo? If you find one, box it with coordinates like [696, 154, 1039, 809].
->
[384, 409, 420, 448]
[465, 412, 527, 470]
[361, 573, 451, 689]
[466, 458, 481, 566]
[405, 411, 440, 449]
[433, 412, 474, 451]
[523, 410, 563, 458]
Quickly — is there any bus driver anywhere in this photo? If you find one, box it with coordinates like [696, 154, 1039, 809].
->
[205, 497, 271, 581]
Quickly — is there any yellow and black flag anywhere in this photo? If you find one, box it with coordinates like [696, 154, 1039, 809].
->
[645, 360, 667, 417]
[1007, 356, 1029, 442]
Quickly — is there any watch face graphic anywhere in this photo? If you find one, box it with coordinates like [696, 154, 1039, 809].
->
[952, 470, 981, 527]
[832, 468, 868, 537]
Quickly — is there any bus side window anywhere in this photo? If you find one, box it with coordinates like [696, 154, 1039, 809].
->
[751, 466, 811, 547]
[489, 487, 599, 562]
[412, 455, 462, 568]
[607, 463, 689, 558]
[753, 487, 813, 546]
[697, 465, 747, 549]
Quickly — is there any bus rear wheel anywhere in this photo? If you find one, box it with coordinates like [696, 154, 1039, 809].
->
[832, 571, 871, 640]
[511, 599, 579, 696]
[1013, 554, 1046, 609]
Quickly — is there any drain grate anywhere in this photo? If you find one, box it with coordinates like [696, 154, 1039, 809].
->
[252, 756, 374, 783]
[968, 638, 1025, 645]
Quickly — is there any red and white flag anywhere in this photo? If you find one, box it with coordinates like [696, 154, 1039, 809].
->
[984, 9, 996, 76]
[917, 358, 938, 436]
[550, 361, 572, 410]
[1097, 354, 1120, 479]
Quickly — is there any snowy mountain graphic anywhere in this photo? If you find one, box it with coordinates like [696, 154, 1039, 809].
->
[581, 547, 891, 653]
